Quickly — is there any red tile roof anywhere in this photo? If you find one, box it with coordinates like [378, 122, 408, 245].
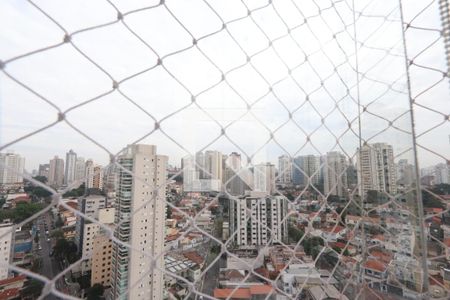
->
[249, 285, 273, 295]
[363, 259, 387, 272]
[0, 275, 26, 287]
[214, 288, 251, 299]
[183, 251, 204, 265]
[0, 288, 20, 300]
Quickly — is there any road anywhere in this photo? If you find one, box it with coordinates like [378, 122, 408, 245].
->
[36, 213, 67, 300]
[198, 251, 226, 298]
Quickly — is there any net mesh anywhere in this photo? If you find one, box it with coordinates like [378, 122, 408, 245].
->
[0, 0, 449, 299]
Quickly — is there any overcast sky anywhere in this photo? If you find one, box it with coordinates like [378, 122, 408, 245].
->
[0, 0, 448, 171]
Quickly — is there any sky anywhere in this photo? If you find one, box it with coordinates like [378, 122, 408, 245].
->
[0, 0, 448, 171]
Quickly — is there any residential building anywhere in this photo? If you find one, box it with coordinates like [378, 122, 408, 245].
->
[278, 155, 293, 185]
[75, 157, 85, 182]
[223, 152, 249, 196]
[204, 150, 223, 181]
[230, 194, 288, 246]
[292, 155, 321, 187]
[85, 160, 103, 190]
[48, 156, 64, 187]
[110, 144, 167, 300]
[182, 153, 221, 192]
[357, 143, 397, 198]
[90, 208, 115, 287]
[324, 152, 348, 198]
[396, 159, 415, 186]
[75, 196, 110, 274]
[38, 164, 50, 179]
[0, 153, 25, 185]
[434, 162, 449, 184]
[253, 163, 275, 195]
[0, 222, 13, 280]
[64, 149, 77, 185]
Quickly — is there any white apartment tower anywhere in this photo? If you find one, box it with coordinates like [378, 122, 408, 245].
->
[230, 195, 288, 246]
[75, 157, 86, 182]
[0, 152, 25, 185]
[278, 155, 293, 184]
[64, 149, 77, 185]
[324, 152, 348, 198]
[0, 222, 13, 280]
[253, 163, 276, 195]
[110, 144, 167, 300]
[48, 156, 64, 187]
[357, 143, 397, 197]
[204, 150, 223, 181]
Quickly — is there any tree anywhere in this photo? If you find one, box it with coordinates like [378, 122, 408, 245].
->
[288, 224, 304, 243]
[63, 183, 85, 198]
[55, 215, 64, 227]
[33, 176, 48, 183]
[86, 283, 104, 300]
[22, 279, 44, 298]
[0, 202, 45, 223]
[51, 229, 64, 240]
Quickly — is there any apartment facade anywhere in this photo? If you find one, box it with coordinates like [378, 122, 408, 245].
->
[48, 156, 64, 187]
[324, 152, 348, 198]
[230, 194, 288, 246]
[64, 149, 77, 185]
[110, 144, 167, 300]
[278, 155, 293, 185]
[0, 153, 25, 185]
[0, 223, 13, 280]
[253, 163, 276, 195]
[357, 143, 397, 197]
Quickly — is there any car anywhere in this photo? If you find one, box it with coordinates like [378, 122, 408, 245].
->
[38, 246, 42, 250]
[45, 231, 49, 235]
[47, 238, 50, 242]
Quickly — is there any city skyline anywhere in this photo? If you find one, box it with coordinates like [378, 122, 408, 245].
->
[1, 0, 448, 172]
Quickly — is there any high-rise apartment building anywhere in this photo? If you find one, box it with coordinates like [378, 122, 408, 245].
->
[110, 144, 167, 300]
[396, 159, 415, 186]
[0, 222, 13, 280]
[223, 152, 249, 196]
[85, 160, 103, 190]
[204, 150, 223, 181]
[230, 195, 288, 246]
[75, 157, 86, 182]
[64, 149, 77, 185]
[38, 164, 50, 178]
[253, 163, 276, 195]
[48, 156, 64, 187]
[434, 163, 449, 184]
[75, 195, 108, 268]
[0, 152, 25, 185]
[357, 143, 397, 197]
[91, 229, 114, 287]
[324, 152, 348, 198]
[278, 155, 293, 185]
[195, 151, 205, 179]
[292, 155, 321, 187]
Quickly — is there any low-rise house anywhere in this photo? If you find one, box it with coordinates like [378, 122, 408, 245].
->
[306, 285, 349, 300]
[214, 285, 274, 299]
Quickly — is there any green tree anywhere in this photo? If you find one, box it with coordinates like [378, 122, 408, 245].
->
[86, 283, 104, 300]
[22, 279, 44, 298]
[288, 224, 304, 243]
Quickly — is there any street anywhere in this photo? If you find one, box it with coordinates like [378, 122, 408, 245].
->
[35, 212, 67, 299]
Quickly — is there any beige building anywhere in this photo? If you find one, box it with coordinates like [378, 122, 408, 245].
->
[110, 144, 167, 300]
[91, 231, 113, 287]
